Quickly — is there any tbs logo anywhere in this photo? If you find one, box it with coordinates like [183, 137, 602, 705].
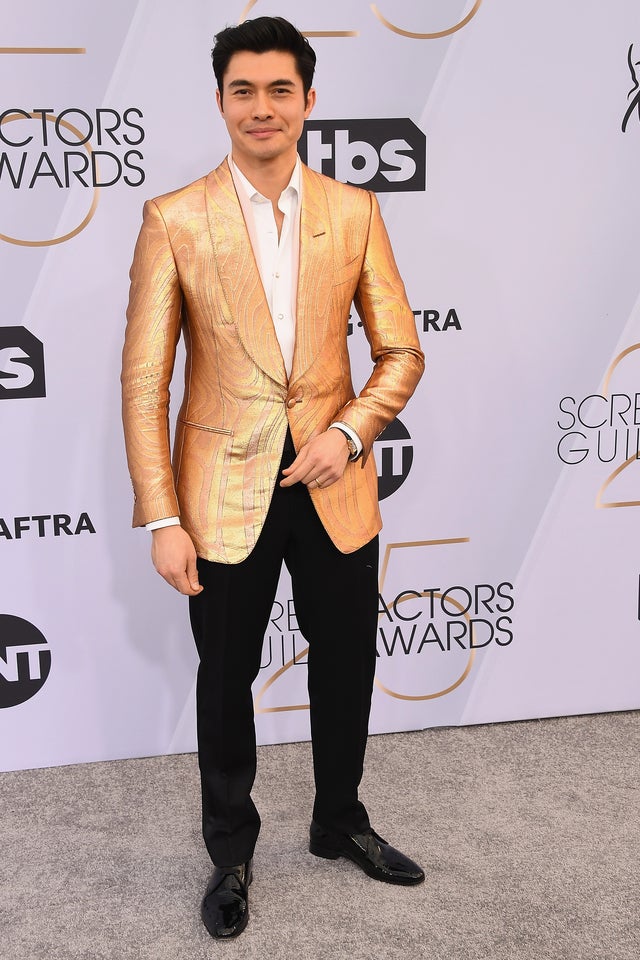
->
[299, 119, 426, 192]
[0, 326, 46, 399]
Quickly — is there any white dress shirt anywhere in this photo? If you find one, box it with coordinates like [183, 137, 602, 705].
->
[230, 154, 299, 377]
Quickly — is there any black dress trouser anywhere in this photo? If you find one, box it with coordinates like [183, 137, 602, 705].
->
[188, 433, 379, 867]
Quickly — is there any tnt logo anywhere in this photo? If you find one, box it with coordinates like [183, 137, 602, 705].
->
[0, 326, 46, 399]
[299, 119, 426, 192]
[374, 417, 414, 501]
[0, 615, 51, 708]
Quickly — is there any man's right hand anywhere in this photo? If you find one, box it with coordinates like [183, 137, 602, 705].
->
[151, 525, 204, 596]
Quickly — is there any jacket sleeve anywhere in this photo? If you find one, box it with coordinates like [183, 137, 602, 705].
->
[335, 191, 425, 460]
[121, 199, 183, 527]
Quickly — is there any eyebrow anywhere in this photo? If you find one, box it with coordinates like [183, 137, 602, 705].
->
[227, 78, 296, 89]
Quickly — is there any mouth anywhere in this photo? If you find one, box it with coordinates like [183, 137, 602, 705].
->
[246, 127, 280, 139]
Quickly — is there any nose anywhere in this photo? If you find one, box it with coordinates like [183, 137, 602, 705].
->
[252, 91, 274, 120]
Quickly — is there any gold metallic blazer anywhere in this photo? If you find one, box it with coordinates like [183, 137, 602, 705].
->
[122, 160, 424, 562]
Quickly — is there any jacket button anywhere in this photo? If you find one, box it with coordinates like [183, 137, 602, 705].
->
[286, 397, 297, 409]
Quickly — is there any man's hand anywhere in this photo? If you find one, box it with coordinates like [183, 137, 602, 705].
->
[280, 429, 350, 489]
[151, 525, 204, 596]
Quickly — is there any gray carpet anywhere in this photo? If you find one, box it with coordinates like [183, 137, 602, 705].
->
[2, 712, 638, 959]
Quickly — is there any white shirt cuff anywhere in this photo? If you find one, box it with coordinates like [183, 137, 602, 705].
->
[328, 422, 363, 460]
[146, 517, 180, 531]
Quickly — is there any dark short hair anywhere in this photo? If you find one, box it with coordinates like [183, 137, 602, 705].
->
[212, 16, 316, 101]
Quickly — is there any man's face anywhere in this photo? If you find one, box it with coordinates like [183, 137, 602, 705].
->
[216, 49, 315, 169]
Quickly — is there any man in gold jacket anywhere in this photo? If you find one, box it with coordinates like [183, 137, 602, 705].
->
[122, 17, 425, 939]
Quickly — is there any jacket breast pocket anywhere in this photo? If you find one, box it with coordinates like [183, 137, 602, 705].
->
[333, 253, 361, 291]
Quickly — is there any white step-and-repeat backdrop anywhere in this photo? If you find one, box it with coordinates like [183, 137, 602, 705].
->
[2, 1, 640, 771]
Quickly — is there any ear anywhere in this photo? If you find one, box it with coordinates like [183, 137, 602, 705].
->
[304, 87, 316, 119]
[216, 87, 224, 115]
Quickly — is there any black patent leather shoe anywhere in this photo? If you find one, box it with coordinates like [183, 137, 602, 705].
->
[309, 821, 424, 886]
[201, 859, 253, 939]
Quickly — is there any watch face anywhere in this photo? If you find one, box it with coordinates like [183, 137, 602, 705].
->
[335, 427, 357, 457]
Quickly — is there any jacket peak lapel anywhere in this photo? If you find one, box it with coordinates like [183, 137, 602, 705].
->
[291, 167, 334, 383]
[205, 162, 287, 388]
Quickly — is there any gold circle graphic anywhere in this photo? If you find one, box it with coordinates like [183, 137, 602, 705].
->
[239, 1, 482, 38]
[375, 591, 476, 700]
[0, 112, 100, 247]
[371, 0, 483, 39]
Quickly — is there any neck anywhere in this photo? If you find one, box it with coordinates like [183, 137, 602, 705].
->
[231, 151, 297, 202]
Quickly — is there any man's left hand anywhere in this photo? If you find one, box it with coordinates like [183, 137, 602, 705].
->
[280, 429, 350, 489]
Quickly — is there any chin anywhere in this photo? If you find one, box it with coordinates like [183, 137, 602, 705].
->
[253, 145, 289, 161]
